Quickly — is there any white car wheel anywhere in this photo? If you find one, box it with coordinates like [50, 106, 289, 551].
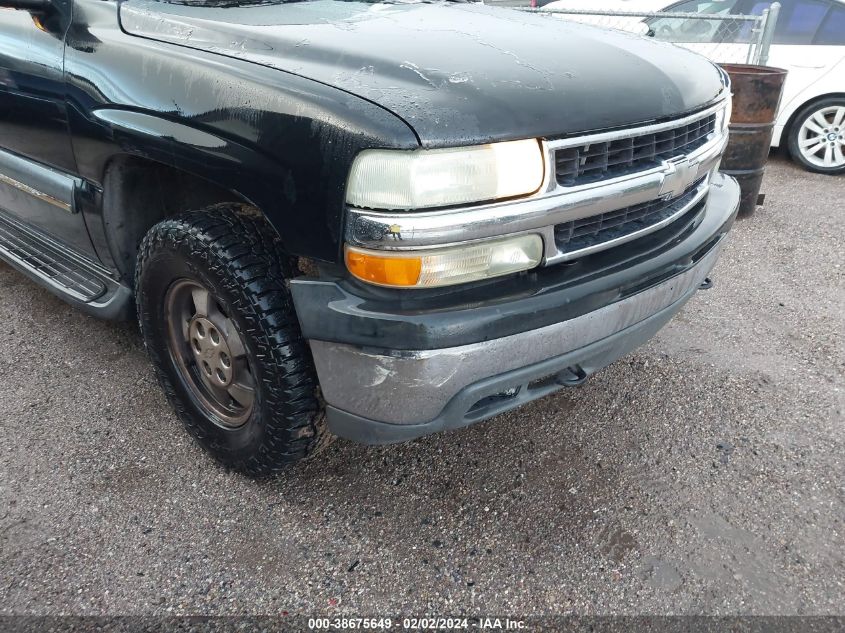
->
[789, 99, 845, 174]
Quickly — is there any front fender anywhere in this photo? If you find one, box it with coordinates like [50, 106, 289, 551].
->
[90, 108, 273, 210]
[65, 0, 419, 263]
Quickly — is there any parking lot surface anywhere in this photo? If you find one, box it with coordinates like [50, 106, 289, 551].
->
[0, 156, 842, 616]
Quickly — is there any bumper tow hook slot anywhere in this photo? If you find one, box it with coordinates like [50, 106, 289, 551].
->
[698, 277, 713, 290]
[557, 365, 589, 387]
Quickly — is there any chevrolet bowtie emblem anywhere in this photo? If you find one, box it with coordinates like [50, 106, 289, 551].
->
[659, 157, 700, 200]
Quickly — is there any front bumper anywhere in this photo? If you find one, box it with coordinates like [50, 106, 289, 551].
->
[291, 173, 740, 444]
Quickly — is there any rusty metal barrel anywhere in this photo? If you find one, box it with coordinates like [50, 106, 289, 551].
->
[719, 64, 787, 217]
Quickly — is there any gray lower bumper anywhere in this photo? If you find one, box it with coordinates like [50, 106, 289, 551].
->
[311, 239, 725, 444]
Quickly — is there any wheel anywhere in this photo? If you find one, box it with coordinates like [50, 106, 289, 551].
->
[787, 97, 845, 174]
[135, 204, 327, 476]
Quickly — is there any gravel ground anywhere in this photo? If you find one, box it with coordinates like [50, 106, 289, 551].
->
[0, 155, 842, 617]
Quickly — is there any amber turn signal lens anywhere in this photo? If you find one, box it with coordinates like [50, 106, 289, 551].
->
[345, 248, 422, 287]
[346, 234, 543, 289]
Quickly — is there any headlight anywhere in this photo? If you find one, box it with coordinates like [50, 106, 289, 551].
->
[345, 234, 543, 288]
[345, 139, 545, 210]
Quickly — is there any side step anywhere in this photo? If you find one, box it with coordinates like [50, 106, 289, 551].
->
[0, 210, 132, 319]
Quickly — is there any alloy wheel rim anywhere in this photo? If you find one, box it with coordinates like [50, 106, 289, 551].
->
[797, 105, 845, 169]
[164, 279, 255, 428]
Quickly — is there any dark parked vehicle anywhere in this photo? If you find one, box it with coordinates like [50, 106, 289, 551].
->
[0, 0, 739, 475]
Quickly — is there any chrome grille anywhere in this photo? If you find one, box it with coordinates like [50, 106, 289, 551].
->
[344, 99, 730, 271]
[554, 178, 706, 258]
[555, 113, 717, 187]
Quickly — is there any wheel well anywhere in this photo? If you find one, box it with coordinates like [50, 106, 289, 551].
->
[101, 155, 253, 284]
[782, 92, 845, 152]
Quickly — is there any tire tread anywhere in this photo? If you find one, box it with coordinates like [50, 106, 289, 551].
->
[135, 205, 327, 476]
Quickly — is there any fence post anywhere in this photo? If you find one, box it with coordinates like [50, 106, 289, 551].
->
[756, 2, 781, 66]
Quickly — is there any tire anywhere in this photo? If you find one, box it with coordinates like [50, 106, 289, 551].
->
[787, 97, 845, 175]
[135, 204, 327, 476]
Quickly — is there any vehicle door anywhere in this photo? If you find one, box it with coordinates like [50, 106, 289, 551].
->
[0, 0, 96, 256]
[731, 0, 842, 110]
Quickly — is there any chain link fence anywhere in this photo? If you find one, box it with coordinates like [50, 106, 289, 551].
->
[514, 4, 781, 66]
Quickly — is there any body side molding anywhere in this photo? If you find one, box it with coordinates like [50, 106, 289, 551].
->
[0, 148, 81, 214]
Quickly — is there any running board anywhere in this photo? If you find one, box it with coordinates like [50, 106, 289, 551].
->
[0, 210, 132, 319]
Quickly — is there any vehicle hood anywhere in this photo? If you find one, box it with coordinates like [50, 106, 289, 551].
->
[120, 0, 727, 147]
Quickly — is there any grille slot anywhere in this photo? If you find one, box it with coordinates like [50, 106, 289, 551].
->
[554, 179, 706, 257]
[555, 113, 716, 187]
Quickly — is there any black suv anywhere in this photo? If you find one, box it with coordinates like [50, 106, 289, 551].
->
[0, 0, 738, 475]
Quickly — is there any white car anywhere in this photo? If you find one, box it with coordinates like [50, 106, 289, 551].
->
[542, 0, 845, 174]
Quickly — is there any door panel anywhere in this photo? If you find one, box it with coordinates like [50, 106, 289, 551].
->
[0, 146, 81, 221]
[733, 0, 841, 108]
[0, 0, 96, 256]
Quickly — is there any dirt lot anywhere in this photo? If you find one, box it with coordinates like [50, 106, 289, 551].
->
[0, 155, 842, 616]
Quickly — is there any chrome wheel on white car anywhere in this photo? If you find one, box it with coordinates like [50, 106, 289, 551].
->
[788, 98, 845, 175]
